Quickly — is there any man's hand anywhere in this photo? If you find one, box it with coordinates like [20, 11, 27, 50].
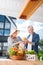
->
[28, 40, 32, 44]
[23, 39, 28, 43]
[23, 39, 32, 45]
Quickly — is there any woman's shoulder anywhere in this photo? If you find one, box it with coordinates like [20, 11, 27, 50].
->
[8, 36, 13, 41]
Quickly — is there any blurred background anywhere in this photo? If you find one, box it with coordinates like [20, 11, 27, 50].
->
[0, 15, 43, 58]
[0, 0, 43, 60]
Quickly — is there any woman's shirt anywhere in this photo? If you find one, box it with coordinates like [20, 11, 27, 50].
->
[7, 36, 22, 51]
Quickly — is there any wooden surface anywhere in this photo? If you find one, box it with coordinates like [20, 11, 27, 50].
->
[19, 0, 43, 19]
[0, 59, 43, 65]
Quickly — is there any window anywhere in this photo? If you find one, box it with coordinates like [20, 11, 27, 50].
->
[0, 29, 3, 35]
[5, 18, 11, 29]
[5, 22, 10, 29]
[4, 29, 10, 36]
[0, 15, 11, 36]
[0, 22, 4, 28]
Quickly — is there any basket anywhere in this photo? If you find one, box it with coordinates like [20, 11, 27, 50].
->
[10, 55, 24, 60]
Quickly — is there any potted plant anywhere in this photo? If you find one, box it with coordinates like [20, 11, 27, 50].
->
[25, 50, 38, 61]
[39, 50, 43, 61]
[8, 46, 25, 60]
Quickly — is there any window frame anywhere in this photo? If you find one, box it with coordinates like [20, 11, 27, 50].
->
[0, 15, 11, 36]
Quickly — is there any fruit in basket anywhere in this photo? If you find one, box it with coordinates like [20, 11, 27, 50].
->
[8, 46, 25, 56]
[13, 46, 18, 52]
[8, 45, 25, 60]
[8, 48, 15, 56]
[8, 46, 18, 56]
[18, 50, 24, 55]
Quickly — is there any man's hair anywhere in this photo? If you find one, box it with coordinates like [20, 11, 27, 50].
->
[28, 25, 33, 30]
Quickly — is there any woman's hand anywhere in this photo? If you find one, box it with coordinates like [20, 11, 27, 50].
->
[16, 41, 22, 45]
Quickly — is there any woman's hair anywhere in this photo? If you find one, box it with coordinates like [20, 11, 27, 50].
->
[10, 30, 17, 37]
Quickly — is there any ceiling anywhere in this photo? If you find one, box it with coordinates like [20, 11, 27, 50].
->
[19, 0, 43, 19]
[0, 0, 29, 18]
[29, 4, 43, 22]
[0, 0, 43, 22]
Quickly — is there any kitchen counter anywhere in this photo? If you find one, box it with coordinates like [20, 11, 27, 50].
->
[0, 59, 43, 65]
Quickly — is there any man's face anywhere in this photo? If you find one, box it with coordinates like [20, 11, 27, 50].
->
[28, 27, 33, 34]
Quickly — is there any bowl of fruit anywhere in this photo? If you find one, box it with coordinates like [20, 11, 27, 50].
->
[8, 46, 25, 60]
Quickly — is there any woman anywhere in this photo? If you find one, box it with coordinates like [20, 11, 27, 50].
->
[7, 29, 22, 58]
[8, 30, 22, 50]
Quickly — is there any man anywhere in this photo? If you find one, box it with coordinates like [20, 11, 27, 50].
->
[25, 26, 39, 53]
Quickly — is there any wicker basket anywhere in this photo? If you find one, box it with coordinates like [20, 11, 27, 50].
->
[10, 55, 24, 60]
